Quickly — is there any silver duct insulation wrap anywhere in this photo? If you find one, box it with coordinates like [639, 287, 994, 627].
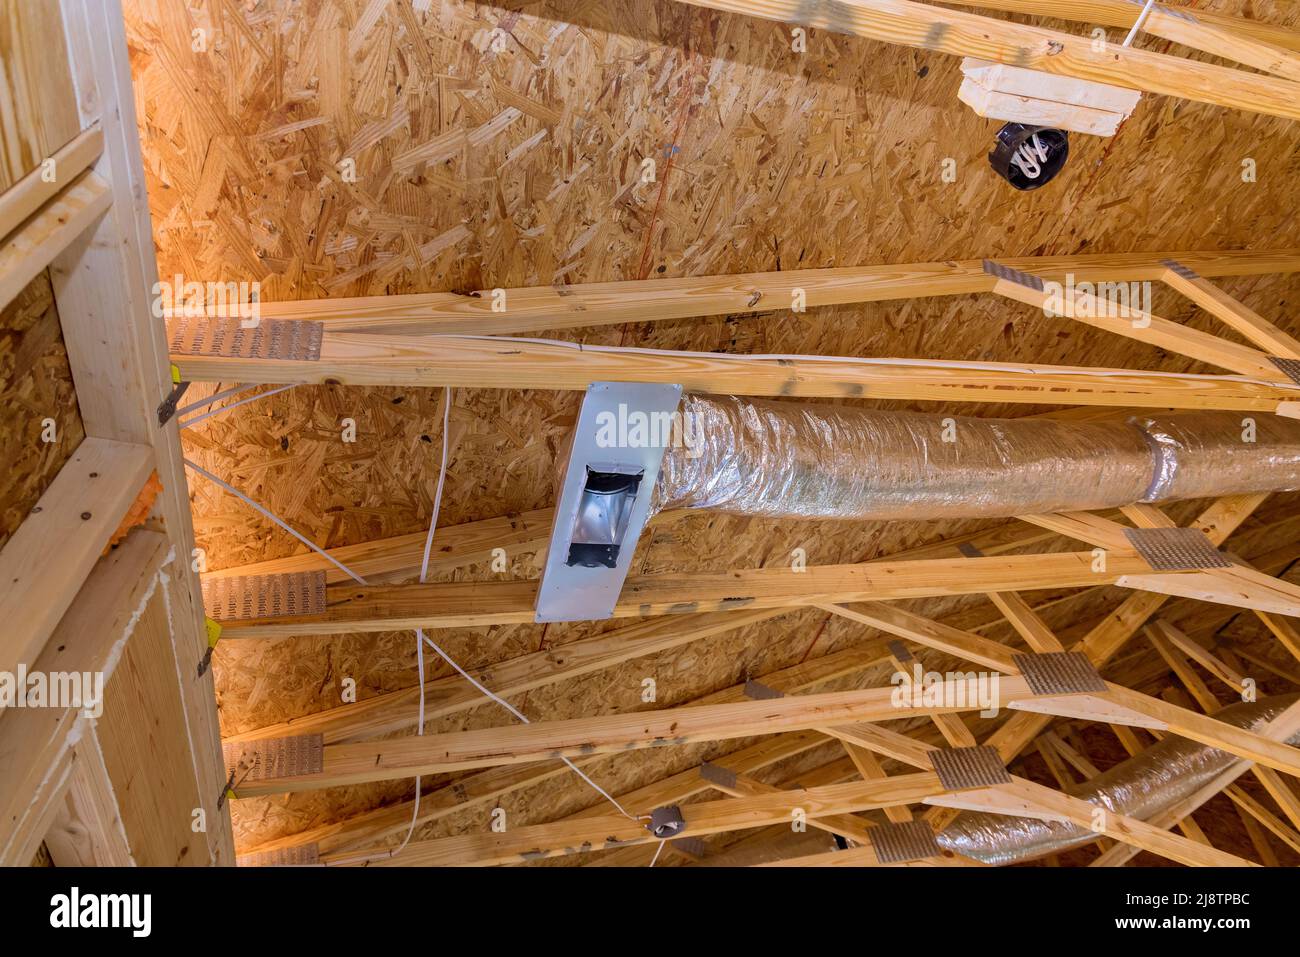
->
[653, 395, 1300, 520]
[936, 695, 1300, 865]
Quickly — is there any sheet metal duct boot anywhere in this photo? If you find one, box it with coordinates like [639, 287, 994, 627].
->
[566, 466, 644, 569]
[535, 382, 682, 622]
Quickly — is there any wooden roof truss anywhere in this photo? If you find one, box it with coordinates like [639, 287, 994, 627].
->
[184, 245, 1300, 867]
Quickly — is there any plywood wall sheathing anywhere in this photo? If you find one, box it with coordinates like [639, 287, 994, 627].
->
[0, 271, 85, 551]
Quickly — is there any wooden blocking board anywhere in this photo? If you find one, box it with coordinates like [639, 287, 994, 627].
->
[959, 58, 1142, 137]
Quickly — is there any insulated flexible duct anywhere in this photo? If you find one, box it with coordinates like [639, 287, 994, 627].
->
[653, 395, 1300, 520]
[935, 695, 1300, 865]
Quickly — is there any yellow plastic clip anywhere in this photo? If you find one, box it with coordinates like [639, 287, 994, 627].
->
[170, 363, 181, 384]
[205, 616, 223, 648]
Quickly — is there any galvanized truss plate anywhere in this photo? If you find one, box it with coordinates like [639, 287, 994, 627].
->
[168, 315, 323, 361]
[535, 381, 683, 622]
[1270, 356, 1300, 385]
[236, 843, 321, 867]
[671, 837, 706, 858]
[870, 820, 943, 864]
[1160, 258, 1199, 281]
[928, 746, 1012, 791]
[223, 734, 324, 785]
[743, 678, 784, 700]
[699, 762, 738, 790]
[1123, 527, 1232, 571]
[201, 570, 327, 622]
[1014, 651, 1109, 696]
[982, 259, 1045, 292]
[886, 640, 915, 663]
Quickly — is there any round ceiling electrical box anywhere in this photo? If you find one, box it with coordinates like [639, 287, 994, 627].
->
[988, 123, 1069, 191]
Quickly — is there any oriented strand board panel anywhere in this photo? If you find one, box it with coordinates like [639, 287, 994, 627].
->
[0, 0, 80, 190]
[0, 270, 85, 551]
[96, 584, 211, 866]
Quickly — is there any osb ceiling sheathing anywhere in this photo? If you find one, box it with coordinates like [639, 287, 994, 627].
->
[121, 0, 1300, 861]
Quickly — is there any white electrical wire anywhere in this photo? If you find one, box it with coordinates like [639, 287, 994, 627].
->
[385, 387, 455, 859]
[183, 459, 367, 585]
[174, 382, 250, 418]
[185, 454, 431, 863]
[187, 385, 653, 862]
[648, 839, 667, 867]
[180, 384, 296, 429]
[385, 632, 426, 859]
[183, 455, 427, 862]
[1123, 0, 1158, 47]
[418, 630, 643, 821]
[411, 387, 645, 823]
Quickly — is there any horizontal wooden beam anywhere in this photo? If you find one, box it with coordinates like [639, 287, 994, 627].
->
[171, 332, 1300, 415]
[948, 1, 1300, 78]
[239, 646, 888, 857]
[336, 774, 947, 867]
[673, 0, 1300, 121]
[186, 248, 1300, 336]
[960, 1, 1300, 54]
[203, 507, 554, 586]
[232, 667, 1300, 796]
[204, 457, 1106, 592]
[215, 550, 1159, 638]
[227, 607, 792, 744]
[229, 676, 1039, 796]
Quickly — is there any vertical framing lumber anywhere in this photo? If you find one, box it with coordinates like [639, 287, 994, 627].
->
[44, 731, 134, 867]
[0, 530, 167, 865]
[37, 0, 233, 863]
